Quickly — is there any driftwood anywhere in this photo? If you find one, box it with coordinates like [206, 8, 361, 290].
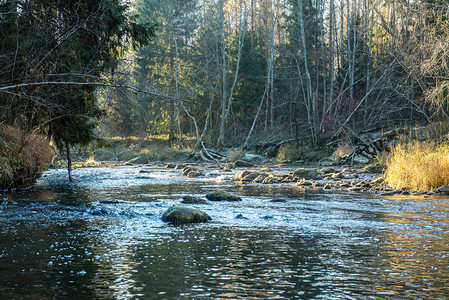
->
[339, 134, 390, 165]
[196, 143, 226, 163]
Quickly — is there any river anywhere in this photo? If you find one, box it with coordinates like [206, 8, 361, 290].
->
[1, 165, 449, 299]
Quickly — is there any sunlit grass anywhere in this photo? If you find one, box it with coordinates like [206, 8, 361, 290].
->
[385, 140, 449, 191]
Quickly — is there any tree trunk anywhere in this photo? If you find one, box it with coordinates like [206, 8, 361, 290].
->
[65, 139, 72, 182]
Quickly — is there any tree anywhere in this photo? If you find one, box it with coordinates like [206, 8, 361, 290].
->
[0, 0, 155, 180]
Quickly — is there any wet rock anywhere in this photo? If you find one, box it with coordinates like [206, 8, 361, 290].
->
[236, 213, 248, 219]
[175, 164, 186, 169]
[139, 169, 151, 174]
[181, 196, 208, 204]
[262, 176, 278, 184]
[323, 184, 332, 189]
[241, 172, 261, 182]
[187, 171, 204, 178]
[372, 177, 385, 185]
[182, 166, 199, 176]
[253, 174, 268, 183]
[166, 163, 176, 168]
[261, 215, 274, 220]
[292, 168, 320, 180]
[340, 182, 351, 188]
[361, 163, 385, 173]
[232, 170, 253, 181]
[127, 157, 149, 165]
[206, 190, 242, 201]
[438, 185, 449, 194]
[91, 208, 110, 215]
[269, 199, 287, 203]
[320, 167, 336, 174]
[297, 179, 313, 186]
[234, 160, 256, 167]
[161, 206, 212, 224]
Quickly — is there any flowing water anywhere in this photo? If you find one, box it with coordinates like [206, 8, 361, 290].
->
[1, 165, 449, 299]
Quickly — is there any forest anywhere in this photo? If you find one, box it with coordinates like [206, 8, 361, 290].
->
[1, 0, 449, 187]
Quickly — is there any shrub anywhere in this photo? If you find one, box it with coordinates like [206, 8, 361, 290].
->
[0, 125, 55, 189]
[385, 140, 449, 191]
[228, 148, 244, 162]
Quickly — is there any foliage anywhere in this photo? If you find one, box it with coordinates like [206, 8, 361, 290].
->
[0, 0, 155, 151]
[0, 125, 55, 190]
[385, 141, 449, 191]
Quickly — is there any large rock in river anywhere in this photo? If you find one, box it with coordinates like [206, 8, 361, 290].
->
[161, 206, 211, 224]
[206, 190, 242, 201]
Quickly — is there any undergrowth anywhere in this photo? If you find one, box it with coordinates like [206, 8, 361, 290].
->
[0, 125, 54, 189]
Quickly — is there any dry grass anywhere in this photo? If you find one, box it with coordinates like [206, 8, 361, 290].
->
[333, 142, 353, 162]
[0, 125, 55, 189]
[385, 140, 449, 191]
[228, 148, 244, 162]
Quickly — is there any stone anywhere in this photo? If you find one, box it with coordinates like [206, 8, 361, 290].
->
[232, 170, 253, 181]
[241, 172, 261, 182]
[187, 171, 203, 178]
[262, 176, 278, 184]
[253, 175, 268, 183]
[320, 167, 336, 174]
[292, 168, 320, 180]
[206, 190, 242, 201]
[235, 214, 248, 219]
[181, 196, 208, 204]
[234, 160, 256, 167]
[126, 157, 149, 165]
[166, 163, 176, 168]
[161, 206, 212, 224]
[175, 164, 186, 169]
[438, 185, 449, 194]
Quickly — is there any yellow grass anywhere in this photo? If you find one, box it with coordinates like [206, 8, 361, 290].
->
[385, 141, 449, 191]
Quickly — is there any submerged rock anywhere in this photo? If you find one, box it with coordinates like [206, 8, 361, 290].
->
[236, 213, 248, 219]
[161, 206, 211, 224]
[206, 190, 242, 201]
[181, 196, 208, 204]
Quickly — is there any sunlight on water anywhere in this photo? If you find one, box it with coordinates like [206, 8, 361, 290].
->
[1, 166, 449, 298]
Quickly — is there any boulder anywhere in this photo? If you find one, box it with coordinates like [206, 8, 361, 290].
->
[161, 206, 211, 224]
[241, 172, 261, 182]
[231, 170, 253, 181]
[319, 167, 336, 174]
[166, 163, 176, 168]
[262, 176, 278, 184]
[206, 190, 242, 201]
[234, 160, 256, 167]
[181, 196, 208, 204]
[292, 168, 320, 180]
[126, 157, 149, 165]
[187, 171, 204, 178]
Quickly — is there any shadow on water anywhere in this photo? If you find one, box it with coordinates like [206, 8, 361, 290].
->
[1, 166, 449, 298]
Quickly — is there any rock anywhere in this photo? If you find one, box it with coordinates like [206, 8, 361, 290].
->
[297, 179, 313, 186]
[234, 160, 256, 167]
[182, 166, 198, 176]
[320, 167, 336, 174]
[242, 154, 265, 162]
[372, 177, 385, 185]
[126, 157, 149, 165]
[235, 213, 248, 219]
[161, 206, 212, 224]
[232, 170, 253, 181]
[187, 171, 203, 178]
[241, 172, 261, 182]
[292, 168, 320, 180]
[175, 164, 186, 169]
[166, 163, 176, 168]
[361, 163, 385, 173]
[181, 196, 208, 204]
[253, 174, 268, 183]
[206, 190, 242, 201]
[262, 176, 278, 184]
[438, 185, 449, 194]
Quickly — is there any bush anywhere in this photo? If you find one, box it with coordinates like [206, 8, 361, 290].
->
[0, 125, 55, 189]
[228, 148, 244, 162]
[385, 140, 449, 191]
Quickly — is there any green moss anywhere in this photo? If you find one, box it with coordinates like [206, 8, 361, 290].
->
[206, 190, 242, 201]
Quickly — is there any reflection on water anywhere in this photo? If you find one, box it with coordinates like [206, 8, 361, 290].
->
[1, 166, 449, 298]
